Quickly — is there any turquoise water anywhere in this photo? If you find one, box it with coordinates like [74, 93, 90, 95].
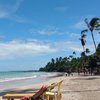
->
[0, 71, 58, 92]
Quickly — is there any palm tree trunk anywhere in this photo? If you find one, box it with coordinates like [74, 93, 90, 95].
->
[91, 31, 97, 51]
[84, 18, 97, 51]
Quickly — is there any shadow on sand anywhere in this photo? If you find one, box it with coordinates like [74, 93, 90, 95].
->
[0, 88, 39, 96]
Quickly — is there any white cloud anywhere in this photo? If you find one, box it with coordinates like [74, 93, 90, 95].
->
[54, 41, 96, 54]
[0, 37, 97, 59]
[0, 0, 29, 23]
[69, 33, 80, 39]
[54, 41, 83, 52]
[0, 0, 23, 18]
[8, 15, 32, 23]
[74, 21, 87, 29]
[30, 26, 60, 35]
[0, 39, 56, 59]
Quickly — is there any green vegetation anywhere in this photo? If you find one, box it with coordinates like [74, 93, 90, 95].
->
[39, 17, 100, 73]
[39, 44, 100, 72]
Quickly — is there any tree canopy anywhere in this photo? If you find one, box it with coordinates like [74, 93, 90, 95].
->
[39, 43, 100, 72]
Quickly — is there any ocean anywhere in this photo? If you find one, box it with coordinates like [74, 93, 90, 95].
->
[0, 71, 58, 93]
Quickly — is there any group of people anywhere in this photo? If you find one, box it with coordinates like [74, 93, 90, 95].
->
[66, 67, 94, 76]
[83, 67, 94, 76]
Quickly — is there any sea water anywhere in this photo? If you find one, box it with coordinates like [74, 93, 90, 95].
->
[0, 71, 58, 92]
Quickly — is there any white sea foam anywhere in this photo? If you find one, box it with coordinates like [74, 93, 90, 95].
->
[0, 75, 37, 83]
[0, 72, 61, 83]
[39, 72, 59, 77]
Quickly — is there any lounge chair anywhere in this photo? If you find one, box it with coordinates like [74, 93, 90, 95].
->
[2, 80, 63, 100]
[45, 80, 63, 100]
[2, 86, 47, 100]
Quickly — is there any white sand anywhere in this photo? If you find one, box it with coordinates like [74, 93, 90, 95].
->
[0, 75, 100, 100]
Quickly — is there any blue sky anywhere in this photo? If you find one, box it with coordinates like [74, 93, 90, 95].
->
[0, 0, 100, 71]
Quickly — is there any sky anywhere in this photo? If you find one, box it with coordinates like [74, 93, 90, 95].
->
[0, 0, 100, 71]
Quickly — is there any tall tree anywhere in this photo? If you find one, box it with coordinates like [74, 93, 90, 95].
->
[79, 30, 87, 69]
[95, 43, 100, 57]
[85, 48, 90, 54]
[80, 30, 87, 51]
[84, 17, 100, 50]
[73, 51, 76, 55]
[51, 58, 55, 64]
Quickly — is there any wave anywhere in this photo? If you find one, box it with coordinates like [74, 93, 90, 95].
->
[0, 72, 61, 83]
[39, 72, 60, 77]
[0, 75, 37, 83]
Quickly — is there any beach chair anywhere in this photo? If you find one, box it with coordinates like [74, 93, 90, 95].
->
[44, 80, 63, 100]
[2, 80, 63, 100]
[2, 86, 47, 100]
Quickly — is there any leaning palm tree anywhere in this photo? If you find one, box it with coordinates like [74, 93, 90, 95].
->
[84, 17, 100, 50]
[79, 32, 87, 69]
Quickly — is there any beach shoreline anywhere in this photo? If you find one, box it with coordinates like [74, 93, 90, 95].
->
[0, 72, 64, 92]
[0, 74, 100, 100]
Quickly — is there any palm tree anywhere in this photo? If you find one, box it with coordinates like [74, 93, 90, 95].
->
[95, 43, 100, 57]
[85, 48, 90, 54]
[81, 52, 86, 58]
[51, 58, 55, 64]
[84, 17, 100, 50]
[80, 30, 87, 52]
[79, 30, 87, 69]
[69, 55, 73, 60]
[73, 51, 76, 55]
[59, 57, 62, 62]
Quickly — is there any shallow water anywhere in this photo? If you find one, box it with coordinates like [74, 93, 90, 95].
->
[0, 71, 58, 92]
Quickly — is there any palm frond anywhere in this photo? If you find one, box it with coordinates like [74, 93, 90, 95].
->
[89, 17, 100, 27]
[81, 29, 88, 34]
[73, 51, 76, 55]
[80, 38, 86, 46]
[85, 48, 90, 53]
[81, 34, 86, 38]
[84, 18, 90, 28]
[95, 24, 100, 30]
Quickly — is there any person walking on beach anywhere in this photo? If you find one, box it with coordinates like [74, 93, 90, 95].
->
[67, 67, 73, 76]
[83, 67, 88, 76]
[77, 67, 81, 75]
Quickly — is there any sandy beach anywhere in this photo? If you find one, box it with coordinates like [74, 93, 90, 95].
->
[0, 74, 100, 100]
